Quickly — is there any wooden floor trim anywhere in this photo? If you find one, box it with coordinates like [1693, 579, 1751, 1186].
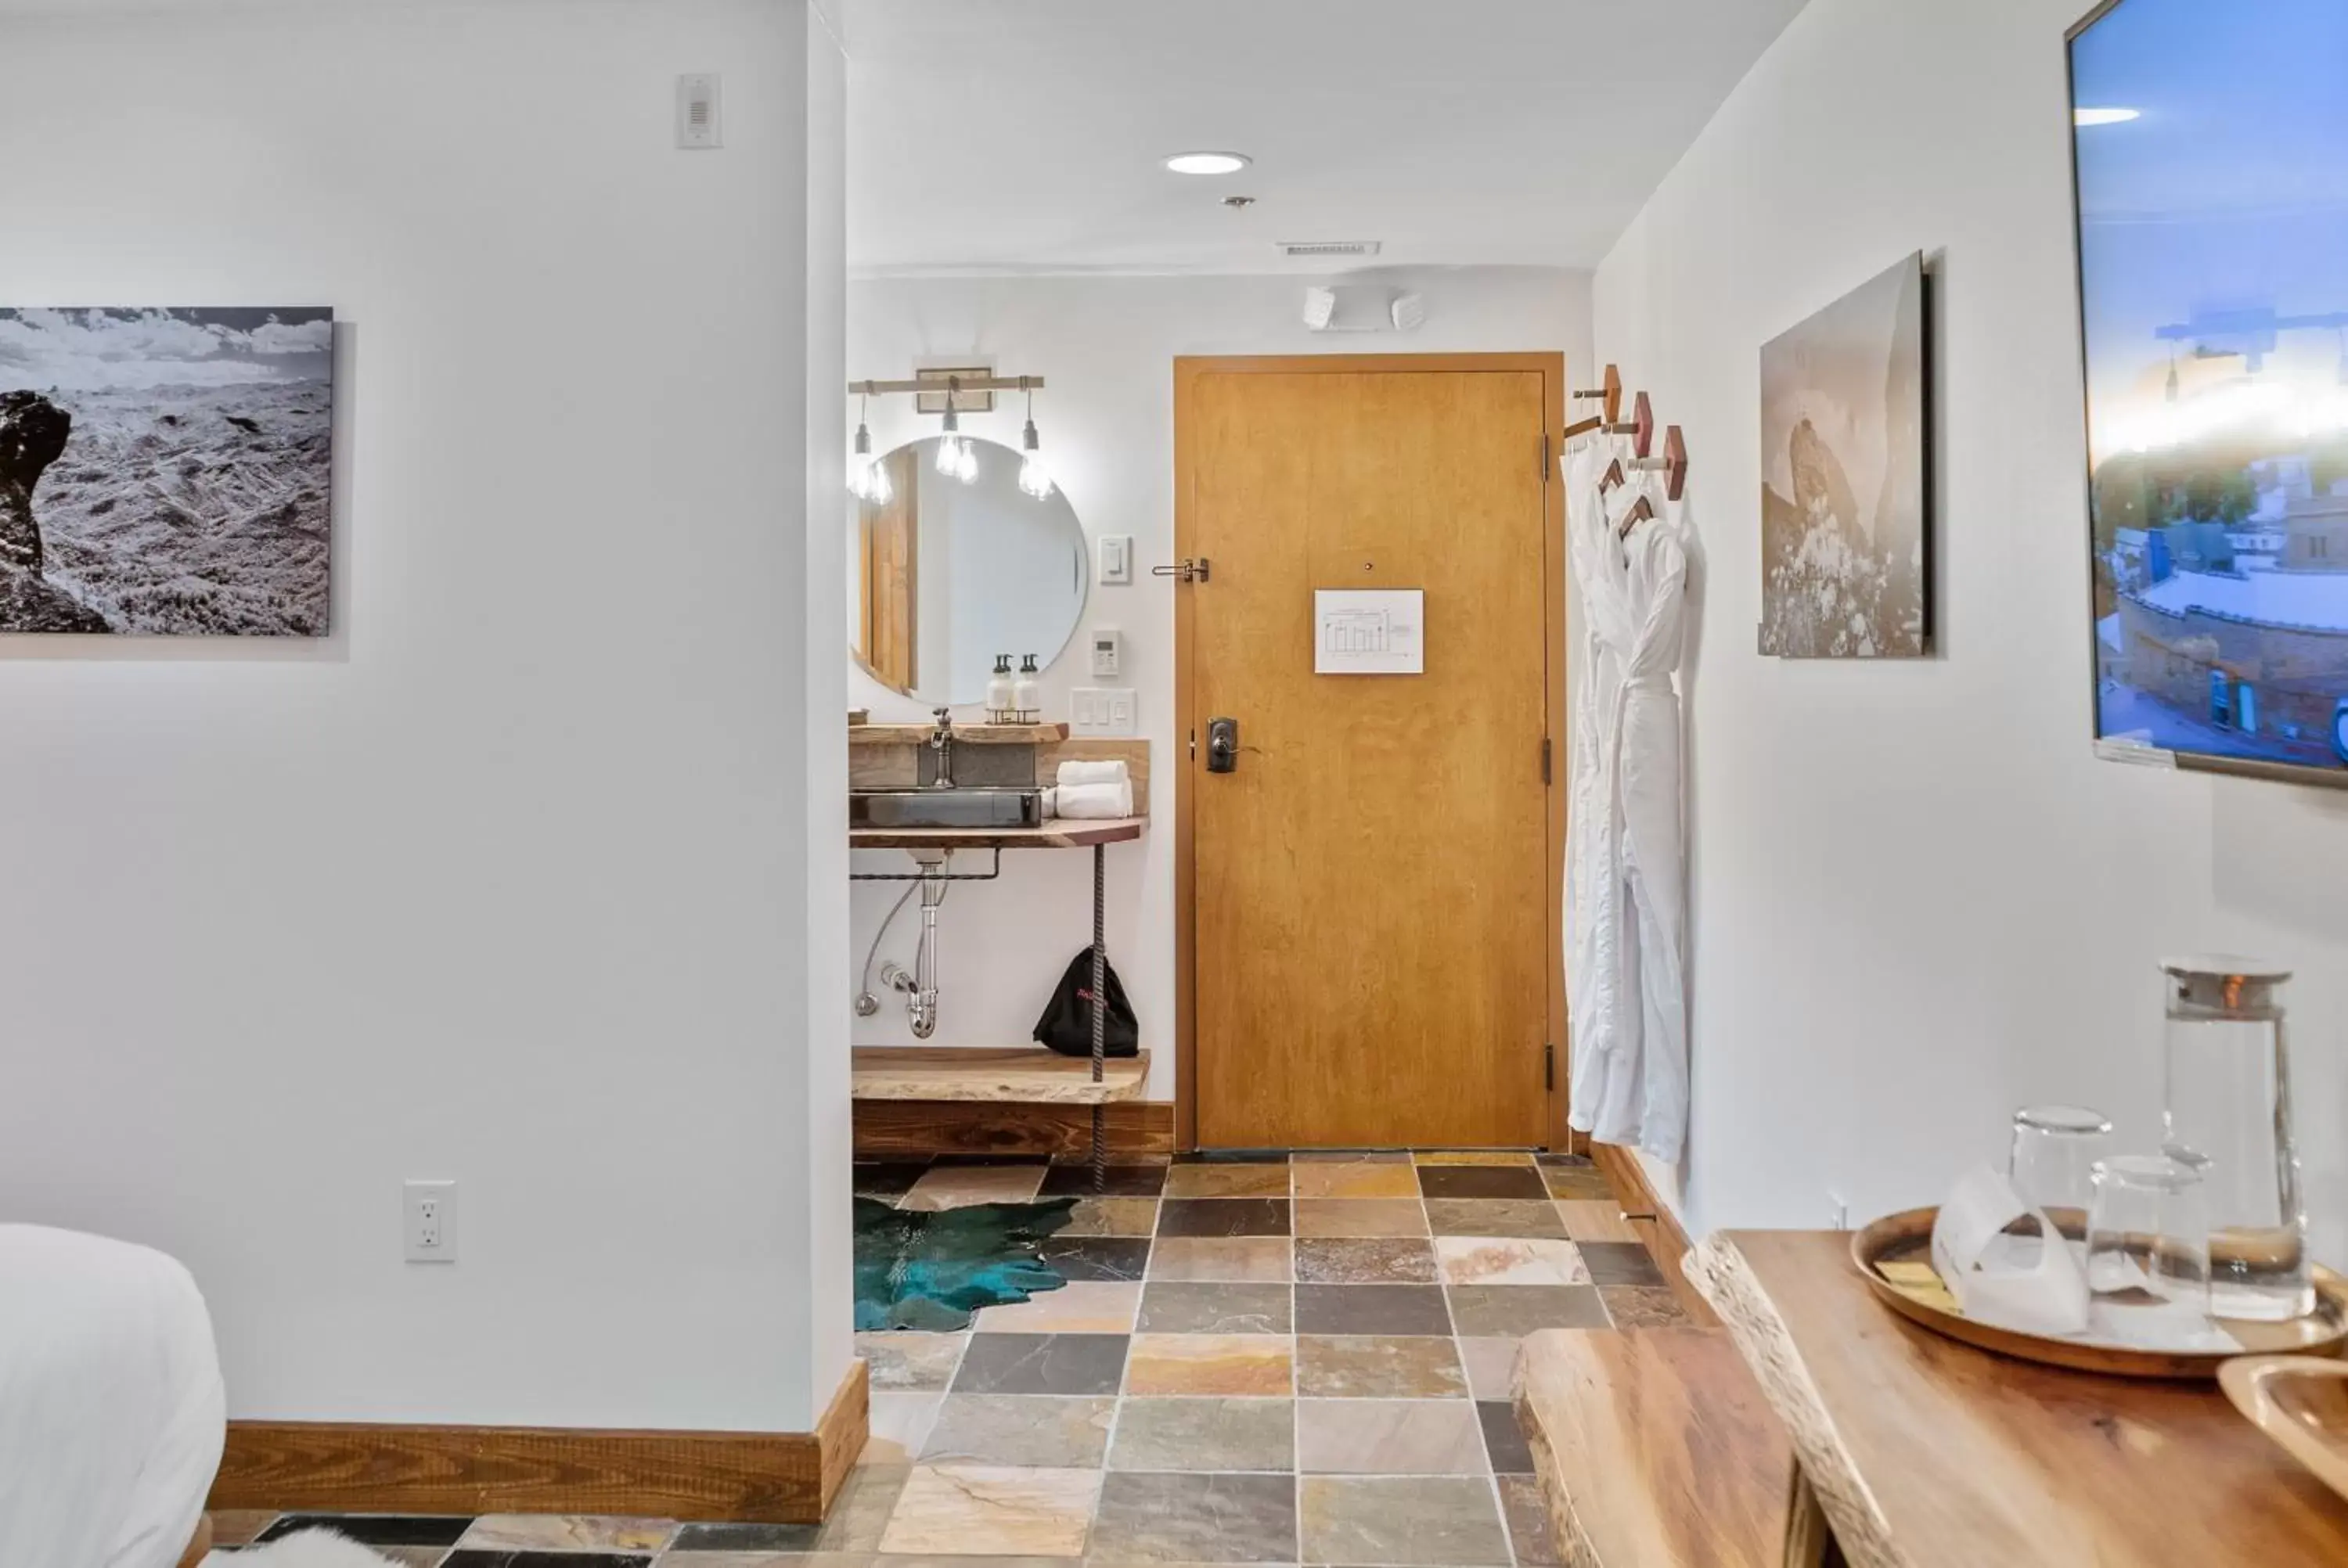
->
[1589, 1142, 1721, 1327]
[211, 1358, 869, 1524]
[854, 1099, 1175, 1161]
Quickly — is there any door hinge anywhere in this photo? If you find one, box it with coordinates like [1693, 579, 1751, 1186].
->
[1541, 735, 1553, 785]
[1188, 727, 1197, 761]
[1540, 432, 1552, 482]
[1544, 1042, 1556, 1091]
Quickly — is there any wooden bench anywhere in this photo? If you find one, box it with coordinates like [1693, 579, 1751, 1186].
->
[851, 1046, 1150, 1106]
[1515, 1327, 1794, 1568]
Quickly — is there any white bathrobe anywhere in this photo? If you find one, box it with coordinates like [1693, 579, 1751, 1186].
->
[1564, 441, 1690, 1163]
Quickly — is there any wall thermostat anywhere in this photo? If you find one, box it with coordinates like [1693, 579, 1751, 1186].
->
[1090, 629, 1122, 678]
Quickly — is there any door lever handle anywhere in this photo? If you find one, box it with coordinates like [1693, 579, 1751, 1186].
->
[1206, 716, 1239, 774]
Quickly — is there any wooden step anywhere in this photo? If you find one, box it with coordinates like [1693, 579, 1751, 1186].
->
[852, 1046, 1150, 1106]
[1515, 1327, 1792, 1568]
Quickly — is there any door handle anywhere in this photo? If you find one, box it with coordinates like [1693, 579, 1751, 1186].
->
[1207, 716, 1239, 774]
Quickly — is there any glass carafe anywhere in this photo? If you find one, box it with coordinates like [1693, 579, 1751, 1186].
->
[2160, 955, 2311, 1321]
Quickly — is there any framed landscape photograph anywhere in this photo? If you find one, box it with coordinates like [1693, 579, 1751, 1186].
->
[0, 307, 333, 635]
[1759, 254, 1932, 659]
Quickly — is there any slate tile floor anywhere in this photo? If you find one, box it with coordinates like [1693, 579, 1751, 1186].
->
[211, 1150, 1682, 1568]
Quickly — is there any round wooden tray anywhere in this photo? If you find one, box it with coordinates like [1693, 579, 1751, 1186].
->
[1851, 1206, 2348, 1380]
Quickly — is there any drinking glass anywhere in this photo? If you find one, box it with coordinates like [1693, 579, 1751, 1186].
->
[2086, 1154, 2211, 1311]
[2008, 1104, 2112, 1239]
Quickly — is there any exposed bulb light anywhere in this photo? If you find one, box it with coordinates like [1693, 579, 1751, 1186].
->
[2074, 106, 2141, 127]
[1165, 150, 1251, 176]
[1019, 422, 1053, 500]
[935, 403, 978, 484]
[847, 395, 892, 503]
[1017, 383, 1053, 499]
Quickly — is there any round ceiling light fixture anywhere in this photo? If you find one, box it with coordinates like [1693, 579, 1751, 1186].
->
[2074, 106, 2141, 126]
[1165, 151, 1253, 176]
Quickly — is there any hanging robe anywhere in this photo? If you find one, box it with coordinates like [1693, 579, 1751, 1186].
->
[1563, 441, 1690, 1163]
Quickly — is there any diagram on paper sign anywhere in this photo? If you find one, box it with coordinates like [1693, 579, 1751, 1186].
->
[1315, 588, 1425, 675]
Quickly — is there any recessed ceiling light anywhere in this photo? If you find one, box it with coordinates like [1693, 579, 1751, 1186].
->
[1165, 151, 1252, 176]
[2075, 106, 2141, 126]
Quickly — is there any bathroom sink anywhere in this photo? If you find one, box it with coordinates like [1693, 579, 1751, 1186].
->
[851, 788, 1043, 829]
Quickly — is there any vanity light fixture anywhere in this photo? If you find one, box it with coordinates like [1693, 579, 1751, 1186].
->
[1165, 150, 1251, 175]
[848, 393, 893, 504]
[2074, 106, 2141, 126]
[1017, 383, 1053, 500]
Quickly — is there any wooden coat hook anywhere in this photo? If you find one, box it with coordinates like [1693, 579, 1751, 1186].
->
[1625, 424, 1689, 501]
[1572, 363, 1624, 425]
[1601, 390, 1656, 459]
[1598, 458, 1626, 493]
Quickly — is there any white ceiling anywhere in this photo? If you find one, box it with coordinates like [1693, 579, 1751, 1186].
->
[841, 0, 1810, 277]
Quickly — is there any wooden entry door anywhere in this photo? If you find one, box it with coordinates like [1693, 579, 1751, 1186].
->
[1176, 354, 1565, 1150]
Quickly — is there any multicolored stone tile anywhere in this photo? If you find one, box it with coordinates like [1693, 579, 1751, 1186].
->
[1601, 1284, 1693, 1327]
[950, 1331, 1129, 1395]
[1293, 1198, 1429, 1238]
[1497, 1472, 1565, 1566]
[1057, 1196, 1160, 1236]
[1035, 1234, 1153, 1281]
[1422, 1198, 1569, 1239]
[1577, 1240, 1669, 1287]
[1164, 1162, 1292, 1198]
[1539, 1163, 1615, 1199]
[1297, 1474, 1514, 1566]
[1156, 1196, 1291, 1235]
[1107, 1396, 1296, 1472]
[1294, 1283, 1453, 1336]
[1145, 1235, 1292, 1282]
[1477, 1399, 1537, 1474]
[1295, 1397, 1487, 1474]
[1554, 1199, 1639, 1242]
[918, 1393, 1116, 1467]
[970, 1279, 1140, 1333]
[459, 1515, 673, 1551]
[857, 1330, 967, 1390]
[1124, 1332, 1295, 1395]
[1445, 1284, 1610, 1336]
[864, 1390, 945, 1464]
[1434, 1235, 1589, 1287]
[1417, 1164, 1550, 1201]
[1295, 1237, 1439, 1284]
[1291, 1161, 1424, 1199]
[1038, 1163, 1168, 1196]
[1136, 1280, 1292, 1334]
[1089, 1470, 1299, 1563]
[1295, 1334, 1471, 1399]
[1456, 1335, 1522, 1400]
[1413, 1149, 1538, 1166]
[877, 1465, 1101, 1557]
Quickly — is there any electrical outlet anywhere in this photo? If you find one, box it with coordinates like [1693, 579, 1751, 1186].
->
[405, 1179, 458, 1263]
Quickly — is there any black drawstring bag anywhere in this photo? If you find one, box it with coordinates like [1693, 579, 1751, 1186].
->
[1033, 948, 1140, 1058]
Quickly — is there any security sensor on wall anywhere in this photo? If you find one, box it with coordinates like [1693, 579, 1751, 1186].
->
[1302, 286, 1338, 331]
[1302, 285, 1424, 334]
[1390, 293, 1426, 332]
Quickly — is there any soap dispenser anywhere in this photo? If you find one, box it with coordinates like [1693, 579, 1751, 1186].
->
[985, 655, 1014, 723]
[1013, 654, 1040, 724]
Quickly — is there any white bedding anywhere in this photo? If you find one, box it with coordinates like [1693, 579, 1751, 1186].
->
[0, 1225, 225, 1568]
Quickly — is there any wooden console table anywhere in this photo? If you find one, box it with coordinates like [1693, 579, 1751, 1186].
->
[1687, 1230, 2348, 1566]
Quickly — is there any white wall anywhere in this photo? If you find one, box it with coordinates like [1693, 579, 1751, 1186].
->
[0, 0, 854, 1430]
[1592, 0, 2348, 1259]
[847, 269, 1590, 1095]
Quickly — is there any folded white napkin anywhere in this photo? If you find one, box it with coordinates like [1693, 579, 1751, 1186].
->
[1057, 759, 1129, 788]
[1053, 779, 1133, 818]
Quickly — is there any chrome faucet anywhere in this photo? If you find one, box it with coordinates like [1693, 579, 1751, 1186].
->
[926, 707, 956, 789]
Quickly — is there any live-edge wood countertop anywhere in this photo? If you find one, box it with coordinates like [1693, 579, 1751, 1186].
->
[848, 816, 1147, 851]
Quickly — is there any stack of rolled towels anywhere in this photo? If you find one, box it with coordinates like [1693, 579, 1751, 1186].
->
[1046, 758, 1133, 819]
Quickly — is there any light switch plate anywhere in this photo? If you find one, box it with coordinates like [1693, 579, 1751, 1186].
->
[1099, 535, 1133, 585]
[1071, 686, 1137, 737]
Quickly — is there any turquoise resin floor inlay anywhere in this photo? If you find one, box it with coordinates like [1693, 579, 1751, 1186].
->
[853, 1194, 1076, 1330]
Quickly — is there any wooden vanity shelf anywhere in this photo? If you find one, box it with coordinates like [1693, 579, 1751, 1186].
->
[848, 721, 1070, 744]
[852, 1046, 1151, 1106]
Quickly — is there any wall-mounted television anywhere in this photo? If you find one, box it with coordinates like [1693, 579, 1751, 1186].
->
[2069, 0, 2348, 787]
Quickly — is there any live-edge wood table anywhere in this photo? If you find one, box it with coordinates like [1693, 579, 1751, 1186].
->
[849, 817, 1147, 1189]
[1684, 1229, 2348, 1567]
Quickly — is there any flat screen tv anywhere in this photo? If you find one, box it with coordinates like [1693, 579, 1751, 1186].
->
[2069, 0, 2348, 786]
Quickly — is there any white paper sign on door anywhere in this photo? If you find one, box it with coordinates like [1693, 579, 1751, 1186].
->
[1315, 588, 1424, 674]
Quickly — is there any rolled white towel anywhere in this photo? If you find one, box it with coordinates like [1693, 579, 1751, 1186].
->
[1053, 779, 1133, 819]
[1041, 786, 1058, 818]
[1057, 759, 1129, 788]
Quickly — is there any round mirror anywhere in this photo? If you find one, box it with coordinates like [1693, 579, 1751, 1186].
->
[850, 434, 1088, 705]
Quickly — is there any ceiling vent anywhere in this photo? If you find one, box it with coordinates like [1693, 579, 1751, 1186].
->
[1278, 240, 1381, 260]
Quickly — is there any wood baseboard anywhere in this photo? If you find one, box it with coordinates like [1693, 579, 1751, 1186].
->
[210, 1358, 869, 1524]
[855, 1099, 1175, 1160]
[1589, 1142, 1720, 1328]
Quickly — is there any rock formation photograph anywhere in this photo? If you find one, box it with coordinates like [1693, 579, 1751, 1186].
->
[1759, 255, 1929, 659]
[0, 307, 332, 635]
